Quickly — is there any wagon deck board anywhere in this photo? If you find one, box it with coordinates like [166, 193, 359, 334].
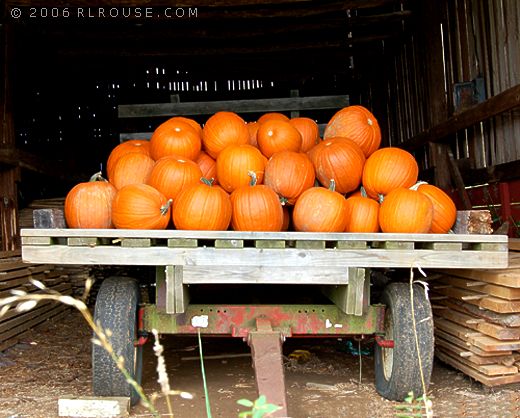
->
[20, 229, 508, 271]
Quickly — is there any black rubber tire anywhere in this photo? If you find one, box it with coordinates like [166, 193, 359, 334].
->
[92, 276, 143, 406]
[374, 282, 434, 401]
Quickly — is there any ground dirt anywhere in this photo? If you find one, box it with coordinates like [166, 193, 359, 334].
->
[1, 310, 519, 418]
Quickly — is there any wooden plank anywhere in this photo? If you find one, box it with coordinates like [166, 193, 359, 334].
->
[400, 84, 520, 151]
[21, 245, 509, 269]
[335, 241, 367, 249]
[371, 241, 414, 250]
[168, 238, 198, 248]
[509, 239, 520, 251]
[165, 265, 189, 314]
[438, 298, 520, 328]
[58, 397, 129, 418]
[118, 95, 350, 118]
[433, 285, 520, 313]
[255, 240, 286, 249]
[182, 266, 348, 284]
[437, 275, 520, 300]
[435, 338, 516, 366]
[121, 238, 151, 248]
[435, 328, 513, 357]
[214, 239, 244, 248]
[321, 268, 366, 315]
[439, 268, 520, 288]
[67, 237, 99, 247]
[436, 347, 518, 376]
[295, 240, 325, 249]
[422, 242, 463, 251]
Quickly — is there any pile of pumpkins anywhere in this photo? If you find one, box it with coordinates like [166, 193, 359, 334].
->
[64, 105, 457, 233]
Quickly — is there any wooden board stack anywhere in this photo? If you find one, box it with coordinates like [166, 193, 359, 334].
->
[0, 250, 89, 352]
[430, 238, 520, 386]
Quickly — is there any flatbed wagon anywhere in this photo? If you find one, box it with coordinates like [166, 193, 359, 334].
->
[21, 228, 508, 416]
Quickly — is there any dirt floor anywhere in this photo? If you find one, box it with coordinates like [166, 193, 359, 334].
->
[1, 309, 520, 418]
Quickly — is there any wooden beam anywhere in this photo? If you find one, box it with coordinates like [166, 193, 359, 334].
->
[0, 148, 70, 180]
[119, 95, 350, 118]
[400, 84, 520, 151]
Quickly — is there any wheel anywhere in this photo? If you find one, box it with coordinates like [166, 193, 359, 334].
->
[374, 282, 434, 401]
[92, 276, 143, 405]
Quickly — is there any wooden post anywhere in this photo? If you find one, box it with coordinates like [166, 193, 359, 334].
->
[0, 24, 19, 251]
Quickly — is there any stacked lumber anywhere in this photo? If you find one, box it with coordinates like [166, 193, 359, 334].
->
[430, 241, 520, 386]
[0, 252, 90, 352]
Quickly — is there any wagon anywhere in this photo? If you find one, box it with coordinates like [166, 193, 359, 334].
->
[21, 227, 508, 416]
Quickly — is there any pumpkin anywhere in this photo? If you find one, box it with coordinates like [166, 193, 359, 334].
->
[379, 187, 433, 233]
[257, 112, 289, 124]
[289, 117, 320, 153]
[324, 105, 381, 157]
[344, 188, 380, 232]
[112, 184, 172, 230]
[231, 172, 283, 231]
[247, 122, 260, 148]
[196, 151, 218, 184]
[109, 152, 155, 190]
[264, 151, 315, 205]
[202, 111, 249, 158]
[257, 119, 302, 158]
[313, 138, 366, 194]
[166, 116, 202, 136]
[293, 179, 347, 232]
[362, 147, 419, 199]
[216, 144, 267, 193]
[65, 172, 117, 229]
[173, 178, 232, 230]
[106, 140, 151, 181]
[150, 118, 201, 161]
[147, 156, 203, 201]
[416, 183, 457, 233]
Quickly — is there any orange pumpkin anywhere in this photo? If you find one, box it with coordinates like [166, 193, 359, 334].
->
[344, 188, 380, 232]
[166, 116, 203, 136]
[147, 156, 203, 201]
[150, 119, 201, 161]
[257, 119, 302, 158]
[202, 111, 249, 158]
[289, 117, 320, 153]
[313, 138, 366, 194]
[231, 172, 283, 231]
[196, 151, 218, 185]
[216, 144, 267, 193]
[247, 122, 260, 148]
[416, 183, 457, 233]
[106, 140, 151, 181]
[362, 147, 419, 199]
[324, 105, 381, 157]
[257, 112, 289, 124]
[109, 152, 155, 190]
[293, 180, 347, 232]
[264, 151, 315, 205]
[65, 172, 117, 229]
[173, 178, 232, 230]
[379, 187, 433, 233]
[112, 184, 172, 230]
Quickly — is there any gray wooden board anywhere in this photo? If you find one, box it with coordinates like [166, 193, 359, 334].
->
[182, 266, 348, 284]
[21, 246, 508, 269]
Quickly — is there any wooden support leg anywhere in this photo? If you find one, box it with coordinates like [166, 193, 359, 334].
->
[248, 318, 288, 417]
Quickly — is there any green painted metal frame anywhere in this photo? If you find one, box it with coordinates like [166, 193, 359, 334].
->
[142, 303, 386, 338]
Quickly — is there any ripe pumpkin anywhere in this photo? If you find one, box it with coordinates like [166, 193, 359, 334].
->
[106, 140, 151, 181]
[166, 116, 203, 136]
[216, 144, 267, 193]
[257, 112, 289, 124]
[313, 138, 366, 194]
[344, 188, 380, 232]
[289, 117, 320, 153]
[65, 172, 117, 229]
[196, 151, 218, 185]
[147, 156, 203, 201]
[109, 152, 155, 190]
[379, 187, 433, 233]
[362, 147, 419, 199]
[416, 183, 457, 233]
[112, 184, 172, 230]
[324, 105, 381, 157]
[293, 180, 347, 232]
[202, 111, 249, 158]
[231, 172, 283, 231]
[264, 151, 315, 205]
[173, 178, 232, 231]
[247, 122, 260, 148]
[150, 119, 201, 161]
[257, 119, 302, 158]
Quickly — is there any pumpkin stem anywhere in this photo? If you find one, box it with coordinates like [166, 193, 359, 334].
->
[248, 171, 258, 187]
[200, 177, 215, 187]
[89, 171, 106, 182]
[328, 179, 336, 192]
[160, 199, 173, 216]
[360, 186, 368, 199]
[280, 197, 288, 206]
[410, 181, 429, 191]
